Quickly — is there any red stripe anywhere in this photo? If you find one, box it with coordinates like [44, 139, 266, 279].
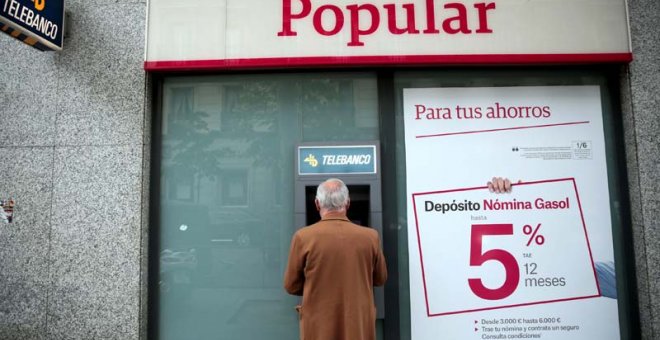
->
[144, 53, 633, 71]
[428, 294, 601, 317]
[411, 194, 433, 317]
[572, 178, 602, 298]
[416, 121, 590, 139]
[412, 178, 577, 196]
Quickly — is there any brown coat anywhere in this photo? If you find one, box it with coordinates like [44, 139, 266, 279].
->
[284, 212, 387, 340]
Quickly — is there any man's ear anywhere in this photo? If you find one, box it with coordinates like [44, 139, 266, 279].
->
[345, 199, 350, 211]
[315, 198, 320, 211]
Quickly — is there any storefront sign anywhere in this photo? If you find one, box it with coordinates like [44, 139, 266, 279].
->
[145, 0, 631, 71]
[0, 0, 64, 51]
[298, 145, 377, 175]
[403, 86, 620, 339]
[277, 0, 496, 47]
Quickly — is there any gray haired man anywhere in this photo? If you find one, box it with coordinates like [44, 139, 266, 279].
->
[284, 178, 387, 340]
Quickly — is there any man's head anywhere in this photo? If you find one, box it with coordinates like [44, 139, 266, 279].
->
[315, 178, 350, 215]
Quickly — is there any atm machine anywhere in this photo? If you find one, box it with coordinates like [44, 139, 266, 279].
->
[293, 142, 385, 319]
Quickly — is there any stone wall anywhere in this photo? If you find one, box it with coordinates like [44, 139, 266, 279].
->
[624, 0, 660, 339]
[0, 0, 148, 339]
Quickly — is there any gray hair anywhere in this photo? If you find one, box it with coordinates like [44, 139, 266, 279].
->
[316, 178, 349, 211]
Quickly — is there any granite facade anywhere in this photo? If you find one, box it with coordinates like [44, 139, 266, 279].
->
[0, 148, 53, 340]
[0, 1, 658, 340]
[624, 0, 660, 338]
[0, 1, 147, 339]
[0, 43, 57, 147]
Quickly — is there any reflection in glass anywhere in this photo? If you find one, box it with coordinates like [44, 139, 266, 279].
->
[159, 74, 378, 340]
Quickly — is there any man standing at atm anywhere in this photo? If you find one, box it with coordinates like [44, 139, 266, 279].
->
[284, 178, 387, 340]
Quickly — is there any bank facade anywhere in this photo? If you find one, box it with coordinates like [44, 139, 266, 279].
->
[0, 0, 658, 339]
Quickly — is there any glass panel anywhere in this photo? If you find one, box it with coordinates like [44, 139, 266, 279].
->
[393, 69, 631, 340]
[158, 73, 378, 340]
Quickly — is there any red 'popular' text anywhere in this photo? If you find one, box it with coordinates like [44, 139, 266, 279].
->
[278, 0, 496, 47]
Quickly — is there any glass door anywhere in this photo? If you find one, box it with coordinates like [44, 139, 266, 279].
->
[156, 73, 380, 340]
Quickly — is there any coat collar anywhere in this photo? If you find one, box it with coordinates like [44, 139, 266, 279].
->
[320, 211, 350, 222]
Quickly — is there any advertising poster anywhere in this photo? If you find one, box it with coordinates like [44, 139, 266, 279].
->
[403, 86, 620, 339]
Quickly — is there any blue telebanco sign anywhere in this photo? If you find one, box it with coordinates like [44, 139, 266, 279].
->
[298, 145, 377, 175]
[0, 0, 64, 51]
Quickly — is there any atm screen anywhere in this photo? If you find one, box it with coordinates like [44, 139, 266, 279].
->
[305, 185, 371, 227]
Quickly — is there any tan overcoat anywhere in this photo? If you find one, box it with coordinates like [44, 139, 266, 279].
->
[284, 212, 387, 340]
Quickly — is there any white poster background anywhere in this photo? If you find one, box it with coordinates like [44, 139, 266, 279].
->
[403, 86, 620, 339]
